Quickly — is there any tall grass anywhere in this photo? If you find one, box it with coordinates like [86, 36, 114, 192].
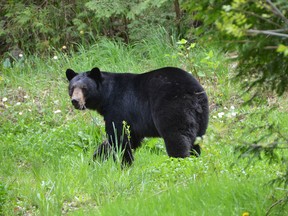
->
[0, 30, 287, 215]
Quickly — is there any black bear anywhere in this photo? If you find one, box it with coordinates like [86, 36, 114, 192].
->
[66, 67, 209, 165]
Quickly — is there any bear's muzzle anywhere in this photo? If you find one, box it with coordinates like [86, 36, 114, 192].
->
[71, 87, 86, 110]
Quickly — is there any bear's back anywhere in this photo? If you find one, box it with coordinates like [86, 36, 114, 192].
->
[132, 67, 204, 101]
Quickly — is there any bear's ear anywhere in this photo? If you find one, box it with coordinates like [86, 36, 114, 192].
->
[88, 67, 102, 82]
[66, 69, 78, 81]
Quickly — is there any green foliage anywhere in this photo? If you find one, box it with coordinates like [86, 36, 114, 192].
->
[0, 0, 178, 56]
[181, 0, 288, 96]
[172, 38, 225, 79]
[214, 2, 288, 207]
[85, 0, 169, 19]
[0, 35, 288, 215]
[0, 182, 7, 214]
[181, 0, 229, 39]
[85, 0, 176, 42]
[277, 44, 288, 56]
[216, 0, 288, 96]
[233, 108, 288, 213]
[1, 1, 87, 54]
[99, 175, 274, 216]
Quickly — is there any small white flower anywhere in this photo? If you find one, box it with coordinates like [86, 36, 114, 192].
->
[230, 105, 235, 110]
[54, 110, 61, 114]
[16, 102, 21, 106]
[19, 112, 23, 115]
[53, 55, 58, 60]
[231, 112, 237, 117]
[2, 97, 8, 102]
[218, 112, 225, 118]
[24, 95, 28, 99]
[224, 107, 228, 110]
[19, 53, 23, 58]
[195, 136, 202, 144]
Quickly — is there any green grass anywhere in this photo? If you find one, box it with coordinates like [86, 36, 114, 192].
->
[1, 32, 288, 215]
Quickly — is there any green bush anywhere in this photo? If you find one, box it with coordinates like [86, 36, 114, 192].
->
[0, 0, 180, 56]
[1, 1, 95, 55]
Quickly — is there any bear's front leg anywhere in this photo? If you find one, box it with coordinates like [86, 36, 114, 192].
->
[93, 140, 111, 161]
[105, 121, 134, 166]
[121, 143, 134, 166]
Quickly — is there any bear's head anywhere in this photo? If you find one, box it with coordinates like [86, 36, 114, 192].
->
[66, 67, 103, 110]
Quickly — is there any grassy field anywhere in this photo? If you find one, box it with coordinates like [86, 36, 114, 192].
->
[1, 32, 288, 215]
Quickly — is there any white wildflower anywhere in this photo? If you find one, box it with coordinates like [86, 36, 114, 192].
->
[53, 55, 58, 60]
[19, 112, 23, 115]
[2, 97, 8, 102]
[54, 110, 61, 114]
[217, 112, 225, 118]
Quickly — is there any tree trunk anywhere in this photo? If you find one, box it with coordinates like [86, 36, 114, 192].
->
[174, 0, 181, 35]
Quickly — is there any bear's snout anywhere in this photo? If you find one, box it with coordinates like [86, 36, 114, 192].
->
[71, 87, 86, 110]
[71, 99, 80, 108]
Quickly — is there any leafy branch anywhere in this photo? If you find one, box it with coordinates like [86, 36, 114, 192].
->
[265, 0, 288, 25]
[235, 128, 288, 214]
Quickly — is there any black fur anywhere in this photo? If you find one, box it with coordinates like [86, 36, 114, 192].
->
[66, 67, 209, 165]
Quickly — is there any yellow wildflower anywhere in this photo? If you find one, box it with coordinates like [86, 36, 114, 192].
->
[242, 212, 249, 216]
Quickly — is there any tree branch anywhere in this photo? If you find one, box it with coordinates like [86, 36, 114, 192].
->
[266, 0, 288, 25]
[239, 9, 281, 28]
[265, 29, 288, 33]
[246, 29, 288, 38]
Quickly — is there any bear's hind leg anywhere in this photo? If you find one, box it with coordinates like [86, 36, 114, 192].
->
[162, 133, 194, 158]
[190, 143, 201, 157]
[162, 133, 201, 158]
[154, 111, 200, 158]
